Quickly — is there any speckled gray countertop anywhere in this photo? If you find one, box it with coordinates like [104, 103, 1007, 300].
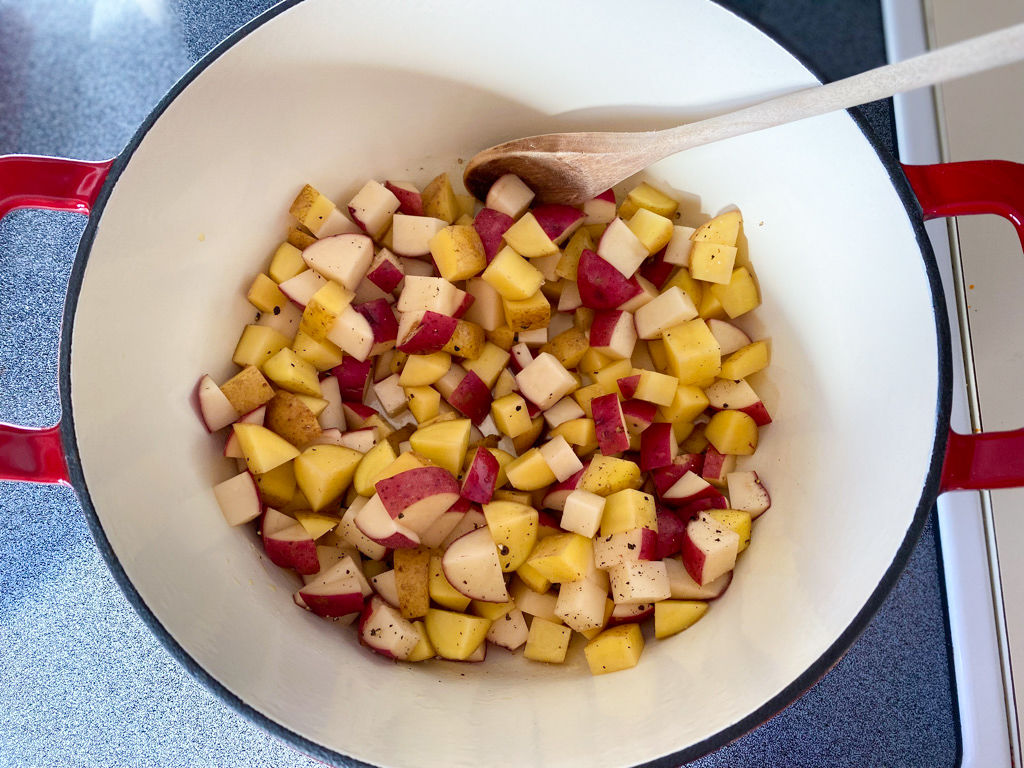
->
[0, 1, 959, 766]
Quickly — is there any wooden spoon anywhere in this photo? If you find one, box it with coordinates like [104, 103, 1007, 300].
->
[464, 23, 1024, 204]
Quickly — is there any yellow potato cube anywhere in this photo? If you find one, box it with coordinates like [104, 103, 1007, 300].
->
[584, 624, 644, 675]
[491, 393, 533, 438]
[512, 416, 545, 456]
[524, 617, 572, 663]
[424, 608, 490, 660]
[691, 209, 742, 246]
[406, 620, 436, 662]
[461, 342, 510, 388]
[233, 424, 300, 475]
[572, 382, 617, 420]
[579, 347, 612, 377]
[353, 439, 397, 496]
[406, 385, 441, 423]
[293, 509, 340, 539]
[289, 184, 336, 233]
[719, 340, 770, 380]
[502, 290, 551, 332]
[659, 384, 709, 424]
[471, 598, 516, 621]
[710, 267, 760, 318]
[705, 410, 758, 455]
[662, 319, 721, 385]
[515, 561, 552, 594]
[494, 489, 533, 505]
[286, 225, 317, 250]
[293, 444, 363, 511]
[580, 455, 642, 496]
[503, 212, 558, 257]
[600, 488, 657, 536]
[654, 600, 708, 639]
[247, 273, 288, 314]
[441, 320, 486, 360]
[580, 599, 616, 640]
[291, 330, 343, 371]
[548, 418, 598, 455]
[262, 347, 321, 396]
[488, 448, 515, 488]
[689, 242, 738, 285]
[485, 325, 516, 351]
[399, 352, 451, 387]
[504, 448, 557, 492]
[254, 461, 297, 507]
[539, 326, 589, 369]
[709, 509, 753, 552]
[409, 418, 471, 475]
[483, 500, 539, 572]
[698, 289, 727, 320]
[483, 246, 544, 301]
[377, 452, 427, 486]
[633, 370, 679, 407]
[268, 242, 307, 283]
[430, 225, 487, 282]
[300, 280, 355, 341]
[627, 208, 674, 254]
[428, 550, 471, 611]
[662, 268, 703, 310]
[625, 182, 678, 218]
[556, 227, 594, 281]
[232, 324, 291, 369]
[593, 359, 634, 390]
[422, 173, 459, 224]
[524, 533, 591, 583]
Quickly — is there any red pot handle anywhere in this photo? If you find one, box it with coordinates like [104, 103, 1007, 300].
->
[0, 154, 114, 486]
[902, 161, 1024, 493]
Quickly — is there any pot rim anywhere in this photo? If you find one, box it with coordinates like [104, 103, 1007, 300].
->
[56, 1, 954, 765]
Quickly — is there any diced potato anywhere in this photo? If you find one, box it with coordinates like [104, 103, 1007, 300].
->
[442, 320, 485, 360]
[407, 620, 436, 662]
[709, 267, 760, 318]
[247, 274, 288, 314]
[698, 289, 727, 320]
[482, 500, 539, 572]
[268, 242, 307, 283]
[627, 208, 674, 253]
[689, 242, 738, 285]
[430, 225, 487, 281]
[393, 546, 431, 619]
[409, 418, 471, 475]
[502, 290, 551, 332]
[286, 224, 317, 250]
[421, 173, 459, 224]
[232, 325, 291, 369]
[293, 444, 363, 511]
[548, 418, 598, 455]
[428, 552, 472, 611]
[406, 385, 441, 423]
[580, 455, 642, 496]
[254, 460, 297, 507]
[540, 327, 589, 369]
[461, 343, 510, 388]
[654, 600, 708, 639]
[265, 391, 322, 448]
[556, 227, 594, 281]
[233, 424, 300, 475]
[600, 488, 657, 536]
[263, 347, 322, 396]
[708, 509, 753, 553]
[289, 184, 336, 233]
[625, 182, 678, 217]
[504, 448, 557, 491]
[503, 212, 558, 257]
[399, 352, 452, 387]
[292, 509, 340, 539]
[704, 410, 758, 455]
[219, 365, 275, 415]
[572, 382, 616, 420]
[659, 384, 709, 424]
[633, 370, 678, 407]
[424, 608, 491, 660]
[691, 209, 741, 246]
[584, 624, 644, 675]
[524, 533, 591, 583]
[661, 319, 721, 384]
[524, 617, 572, 663]
[491, 393, 533, 438]
[662, 268, 703, 310]
[719, 340, 770, 380]
[300, 280, 355, 341]
[353, 439, 397, 496]
[291, 330, 343, 371]
[483, 246, 544, 301]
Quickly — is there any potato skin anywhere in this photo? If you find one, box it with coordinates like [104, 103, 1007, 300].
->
[265, 391, 323, 448]
[220, 365, 275, 415]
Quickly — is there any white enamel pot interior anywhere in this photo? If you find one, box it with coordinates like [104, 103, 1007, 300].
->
[62, 0, 948, 766]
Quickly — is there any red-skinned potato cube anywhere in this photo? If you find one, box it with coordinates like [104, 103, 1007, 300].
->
[385, 181, 424, 216]
[682, 512, 739, 585]
[655, 506, 687, 559]
[651, 454, 705, 497]
[621, 399, 657, 435]
[473, 208, 515, 263]
[589, 310, 637, 360]
[453, 291, 475, 319]
[704, 378, 772, 426]
[540, 463, 588, 511]
[374, 466, 459, 534]
[577, 250, 643, 310]
[365, 249, 405, 294]
[531, 204, 584, 245]
[640, 422, 678, 471]
[397, 310, 458, 354]
[701, 445, 736, 486]
[341, 401, 378, 429]
[592, 393, 630, 455]
[461, 447, 500, 504]
[675, 493, 729, 518]
[583, 189, 616, 225]
[639, 249, 675, 289]
[617, 374, 640, 399]
[354, 299, 398, 357]
[332, 358, 372, 402]
[448, 370, 492, 425]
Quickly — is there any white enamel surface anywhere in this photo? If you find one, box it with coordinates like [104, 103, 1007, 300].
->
[68, 0, 940, 766]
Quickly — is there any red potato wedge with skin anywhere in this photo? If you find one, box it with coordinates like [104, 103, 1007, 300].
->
[707, 318, 752, 355]
[223, 405, 267, 458]
[375, 466, 460, 534]
[597, 218, 648, 278]
[682, 512, 739, 585]
[365, 249, 405, 294]
[726, 470, 772, 518]
[354, 494, 421, 549]
[640, 422, 678, 471]
[589, 310, 636, 361]
[583, 189, 616, 225]
[592, 394, 630, 455]
[448, 370, 491, 425]
[301, 546, 365, 586]
[593, 527, 657, 569]
[419, 508, 467, 549]
[298, 558, 368, 618]
[332, 358, 373, 402]
[385, 181, 424, 216]
[354, 299, 399, 357]
[661, 470, 720, 507]
[302, 233, 374, 291]
[701, 446, 737, 487]
[664, 556, 733, 600]
[353, 275, 393, 305]
[541, 463, 587, 511]
[359, 595, 420, 660]
[473, 207, 515, 263]
[213, 471, 262, 526]
[704, 378, 772, 426]
[676, 493, 729, 518]
[453, 291, 475, 319]
[577, 250, 643, 310]
[369, 569, 400, 608]
[347, 180, 400, 239]
[531, 204, 584, 245]
[617, 375, 640, 400]
[263, 521, 320, 575]
[639, 248, 675, 290]
[651, 454, 705, 497]
[311, 428, 346, 447]
[441, 526, 510, 602]
[440, 506, 486, 549]
[461, 447, 500, 504]
[397, 311, 458, 354]
[317, 377, 344, 431]
[197, 375, 237, 432]
[655, 506, 687, 559]
[509, 342, 533, 372]
[621, 399, 658, 435]
[607, 602, 655, 627]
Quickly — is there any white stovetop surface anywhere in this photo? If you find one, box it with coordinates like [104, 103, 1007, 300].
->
[886, 0, 1024, 765]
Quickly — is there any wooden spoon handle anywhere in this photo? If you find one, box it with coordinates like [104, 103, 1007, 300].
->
[653, 21, 1024, 157]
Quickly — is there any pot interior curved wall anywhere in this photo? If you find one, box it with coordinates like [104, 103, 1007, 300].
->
[68, 1, 941, 765]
